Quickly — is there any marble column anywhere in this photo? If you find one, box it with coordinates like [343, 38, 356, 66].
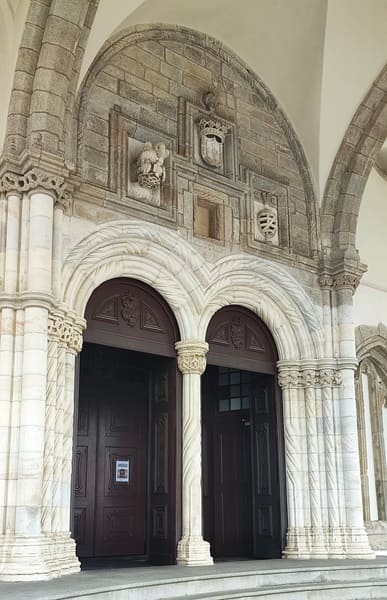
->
[335, 278, 374, 558]
[278, 367, 310, 558]
[175, 340, 213, 566]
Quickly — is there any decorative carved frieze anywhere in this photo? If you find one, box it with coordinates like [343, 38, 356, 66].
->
[0, 168, 72, 209]
[278, 368, 342, 389]
[48, 314, 83, 353]
[175, 341, 208, 375]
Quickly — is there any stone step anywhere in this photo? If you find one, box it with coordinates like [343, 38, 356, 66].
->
[1, 560, 387, 600]
[172, 580, 387, 600]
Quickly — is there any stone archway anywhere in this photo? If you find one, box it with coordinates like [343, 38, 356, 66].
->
[59, 219, 370, 561]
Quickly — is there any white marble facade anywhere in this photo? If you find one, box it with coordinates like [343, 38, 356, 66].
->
[0, 184, 375, 580]
[0, 18, 381, 582]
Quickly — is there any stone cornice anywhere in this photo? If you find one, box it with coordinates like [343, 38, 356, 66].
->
[175, 340, 208, 375]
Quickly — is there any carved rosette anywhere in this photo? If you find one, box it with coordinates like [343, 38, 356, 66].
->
[48, 314, 83, 354]
[0, 168, 72, 211]
[278, 367, 342, 389]
[175, 340, 208, 375]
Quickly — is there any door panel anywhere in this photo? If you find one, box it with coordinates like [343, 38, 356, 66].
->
[73, 343, 178, 562]
[73, 345, 148, 558]
[202, 365, 282, 559]
[202, 365, 253, 557]
[73, 374, 98, 557]
[148, 363, 177, 564]
[94, 373, 147, 556]
[250, 374, 281, 558]
[213, 419, 252, 556]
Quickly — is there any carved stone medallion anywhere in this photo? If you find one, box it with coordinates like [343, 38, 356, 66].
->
[257, 208, 277, 240]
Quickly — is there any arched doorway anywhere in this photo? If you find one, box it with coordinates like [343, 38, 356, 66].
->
[202, 306, 286, 559]
[71, 278, 180, 565]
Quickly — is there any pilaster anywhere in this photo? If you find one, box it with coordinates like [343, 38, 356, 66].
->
[278, 363, 345, 558]
[0, 167, 81, 581]
[318, 258, 374, 559]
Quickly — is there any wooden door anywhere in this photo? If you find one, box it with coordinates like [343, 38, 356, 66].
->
[203, 366, 253, 557]
[204, 306, 285, 559]
[73, 278, 180, 562]
[73, 344, 148, 557]
[250, 373, 282, 558]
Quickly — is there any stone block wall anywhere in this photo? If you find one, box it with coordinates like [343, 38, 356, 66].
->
[77, 35, 312, 258]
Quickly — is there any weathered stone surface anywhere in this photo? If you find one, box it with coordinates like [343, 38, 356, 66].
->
[39, 44, 74, 77]
[160, 61, 183, 83]
[43, 16, 80, 50]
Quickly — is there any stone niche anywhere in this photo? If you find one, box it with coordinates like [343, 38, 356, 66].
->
[245, 173, 292, 253]
[108, 105, 177, 223]
[178, 95, 238, 181]
[193, 184, 227, 244]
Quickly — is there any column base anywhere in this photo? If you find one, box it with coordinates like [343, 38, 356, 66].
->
[282, 527, 312, 559]
[0, 532, 80, 581]
[345, 526, 375, 559]
[176, 535, 214, 566]
[327, 526, 347, 558]
[309, 527, 329, 559]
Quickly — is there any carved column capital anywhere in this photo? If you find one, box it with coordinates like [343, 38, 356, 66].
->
[318, 257, 367, 295]
[278, 365, 342, 389]
[0, 168, 73, 212]
[48, 313, 83, 354]
[175, 340, 208, 375]
[278, 369, 302, 389]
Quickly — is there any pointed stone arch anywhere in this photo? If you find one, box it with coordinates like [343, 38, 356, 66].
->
[321, 64, 387, 255]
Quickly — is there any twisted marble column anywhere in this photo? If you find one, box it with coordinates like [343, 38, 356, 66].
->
[175, 340, 213, 566]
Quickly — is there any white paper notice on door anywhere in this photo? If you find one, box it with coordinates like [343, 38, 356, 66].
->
[115, 459, 130, 483]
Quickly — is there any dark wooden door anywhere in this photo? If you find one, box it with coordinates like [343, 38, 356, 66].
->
[202, 366, 281, 559]
[73, 344, 148, 558]
[204, 305, 285, 559]
[250, 374, 281, 558]
[203, 366, 253, 557]
[73, 279, 181, 563]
